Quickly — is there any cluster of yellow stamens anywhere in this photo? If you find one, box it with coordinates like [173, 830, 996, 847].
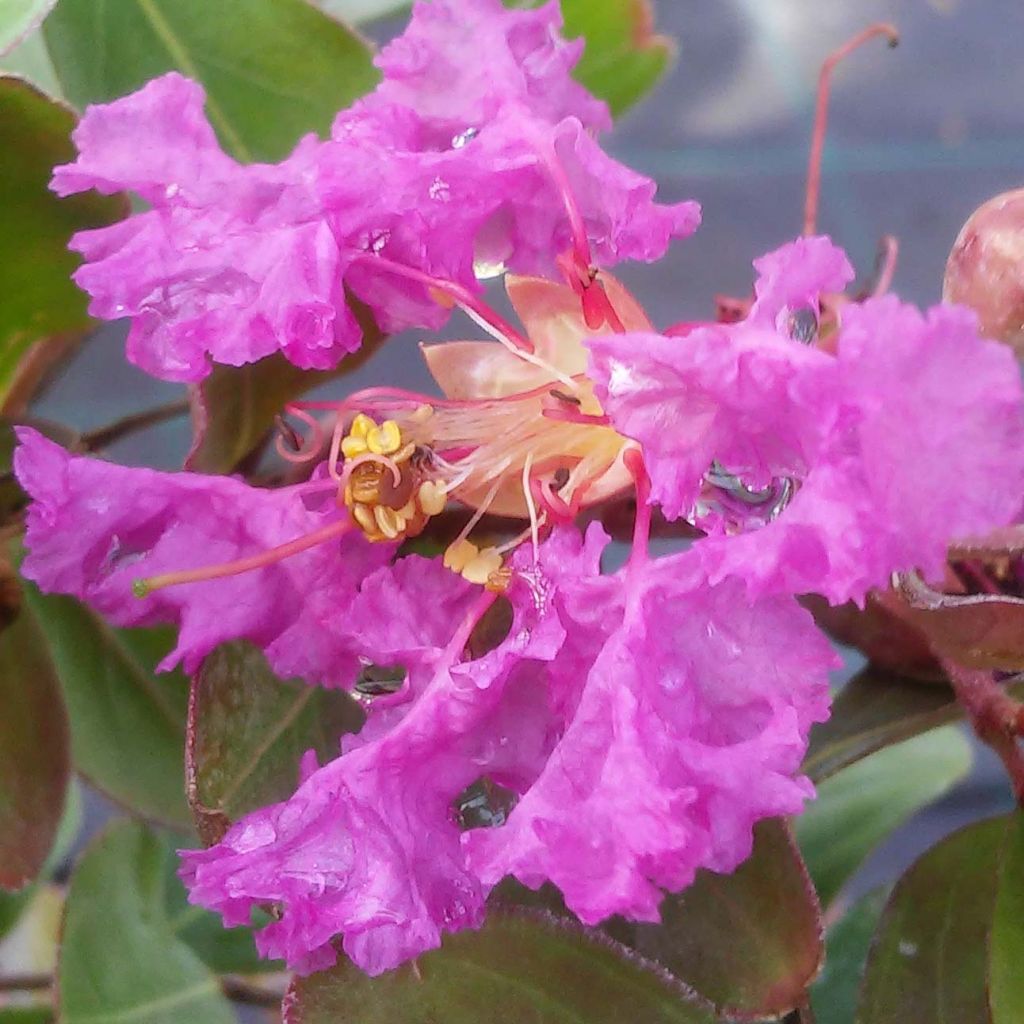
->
[339, 413, 510, 591]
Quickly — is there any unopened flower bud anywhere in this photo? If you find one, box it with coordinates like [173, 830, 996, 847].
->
[944, 188, 1024, 357]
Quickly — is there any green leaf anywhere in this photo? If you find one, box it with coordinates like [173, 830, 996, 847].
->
[0, 76, 125, 405]
[43, 0, 378, 163]
[186, 312, 381, 473]
[797, 725, 972, 908]
[607, 819, 823, 1020]
[811, 890, 887, 1024]
[0, 600, 70, 890]
[0, 1009, 54, 1023]
[59, 820, 235, 1024]
[187, 640, 364, 845]
[284, 909, 717, 1024]
[803, 666, 963, 784]
[857, 815, 1008, 1024]
[0, 0, 54, 56]
[20, 584, 192, 830]
[507, 0, 673, 116]
[991, 812, 1024, 1023]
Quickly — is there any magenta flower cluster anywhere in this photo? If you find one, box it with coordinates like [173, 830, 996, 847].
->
[16, 0, 1024, 977]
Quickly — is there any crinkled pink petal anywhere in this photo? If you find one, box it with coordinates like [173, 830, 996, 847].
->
[51, 73, 237, 204]
[699, 296, 1024, 603]
[589, 325, 837, 519]
[14, 428, 391, 682]
[749, 235, 855, 328]
[466, 543, 834, 923]
[182, 545, 570, 975]
[361, 0, 611, 144]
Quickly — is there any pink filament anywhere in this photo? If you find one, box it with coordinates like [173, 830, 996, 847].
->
[134, 517, 353, 596]
[275, 406, 325, 464]
[625, 447, 652, 569]
[804, 23, 900, 236]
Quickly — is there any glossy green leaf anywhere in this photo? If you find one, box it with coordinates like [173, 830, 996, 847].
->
[0, 601, 69, 890]
[798, 725, 972, 908]
[803, 667, 961, 784]
[43, 0, 378, 163]
[187, 641, 364, 845]
[0, 0, 54, 56]
[59, 820, 235, 1024]
[20, 584, 191, 830]
[607, 819, 823, 1020]
[0, 76, 125, 404]
[991, 812, 1024, 1023]
[858, 815, 1008, 1024]
[508, 0, 673, 115]
[284, 909, 717, 1024]
[811, 889, 887, 1024]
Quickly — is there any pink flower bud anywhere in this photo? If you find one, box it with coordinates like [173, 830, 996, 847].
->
[944, 188, 1024, 356]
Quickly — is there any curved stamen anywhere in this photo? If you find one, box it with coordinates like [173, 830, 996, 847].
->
[133, 517, 353, 597]
[804, 22, 899, 236]
[625, 447, 652, 570]
[339, 452, 403, 492]
[275, 407, 325, 464]
[353, 252, 534, 353]
[522, 450, 540, 561]
[451, 477, 503, 549]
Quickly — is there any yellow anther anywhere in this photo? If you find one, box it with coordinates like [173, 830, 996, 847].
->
[486, 565, 513, 594]
[418, 480, 447, 517]
[341, 435, 369, 459]
[397, 499, 417, 522]
[410, 404, 434, 424]
[349, 413, 376, 440]
[462, 547, 504, 586]
[366, 419, 402, 456]
[393, 441, 417, 465]
[352, 503, 378, 535]
[444, 538, 478, 573]
[373, 505, 403, 540]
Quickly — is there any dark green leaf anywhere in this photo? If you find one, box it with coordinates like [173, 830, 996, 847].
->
[0, 1009, 54, 1023]
[803, 667, 963, 784]
[0, 76, 125, 405]
[507, 0, 673, 116]
[187, 640, 364, 845]
[798, 725, 972, 908]
[857, 815, 1008, 1024]
[284, 909, 717, 1024]
[59, 820, 235, 1024]
[608, 819, 823, 1020]
[811, 890, 887, 1024]
[0, 0, 55, 56]
[991, 812, 1024, 1023]
[43, 0, 378, 163]
[20, 584, 191, 830]
[0, 599, 69, 890]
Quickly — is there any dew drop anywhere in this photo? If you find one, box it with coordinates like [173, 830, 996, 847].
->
[232, 818, 277, 853]
[451, 126, 479, 149]
[354, 662, 407, 699]
[164, 183, 181, 199]
[785, 306, 819, 344]
[428, 176, 451, 202]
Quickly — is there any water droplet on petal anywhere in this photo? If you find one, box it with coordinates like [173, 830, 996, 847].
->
[451, 126, 479, 149]
[785, 306, 819, 344]
[429, 176, 451, 202]
[354, 663, 407, 699]
[232, 818, 277, 853]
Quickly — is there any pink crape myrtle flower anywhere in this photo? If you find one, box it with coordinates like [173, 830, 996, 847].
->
[182, 526, 834, 974]
[589, 237, 1024, 606]
[16, 0, 1024, 986]
[51, 0, 697, 381]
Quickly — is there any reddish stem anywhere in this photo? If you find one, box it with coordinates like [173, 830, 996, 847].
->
[803, 23, 900, 236]
[943, 659, 1024, 804]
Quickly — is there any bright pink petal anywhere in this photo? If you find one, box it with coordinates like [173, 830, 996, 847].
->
[14, 428, 391, 681]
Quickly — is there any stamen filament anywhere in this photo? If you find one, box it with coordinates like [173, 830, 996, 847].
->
[452, 477, 503, 549]
[133, 518, 353, 597]
[803, 22, 899, 236]
[353, 252, 535, 353]
[522, 451, 540, 562]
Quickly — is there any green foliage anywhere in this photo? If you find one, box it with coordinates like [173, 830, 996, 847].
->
[284, 909, 717, 1024]
[858, 815, 1011, 1023]
[0, 0, 54, 55]
[991, 814, 1024, 1023]
[21, 584, 192, 830]
[187, 640, 364, 844]
[0, 598, 69, 891]
[59, 820, 236, 1024]
[42, 0, 379, 162]
[0, 76, 125, 406]
[609, 819, 823, 1020]
[797, 725, 973, 908]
